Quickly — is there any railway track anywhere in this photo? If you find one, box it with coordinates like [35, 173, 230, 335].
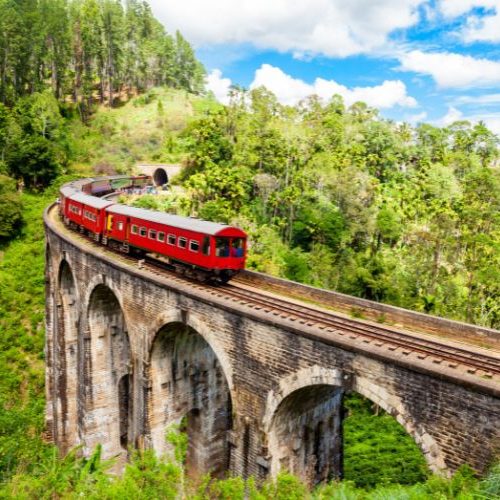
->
[221, 282, 500, 378]
[52, 206, 500, 381]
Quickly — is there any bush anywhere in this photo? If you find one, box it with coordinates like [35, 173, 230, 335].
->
[0, 174, 23, 240]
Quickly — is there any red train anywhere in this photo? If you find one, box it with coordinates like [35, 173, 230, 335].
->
[59, 177, 247, 283]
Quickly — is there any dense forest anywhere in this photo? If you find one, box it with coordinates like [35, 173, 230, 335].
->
[0, 0, 498, 496]
[0, 0, 203, 197]
[0, 0, 204, 107]
[128, 87, 500, 329]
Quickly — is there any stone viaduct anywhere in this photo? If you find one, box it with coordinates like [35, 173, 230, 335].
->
[44, 204, 500, 485]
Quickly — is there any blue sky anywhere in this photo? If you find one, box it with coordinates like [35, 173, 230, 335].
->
[149, 0, 500, 133]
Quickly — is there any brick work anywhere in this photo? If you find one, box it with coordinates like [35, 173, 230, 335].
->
[45, 207, 500, 485]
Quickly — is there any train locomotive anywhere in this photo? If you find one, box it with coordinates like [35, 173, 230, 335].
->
[59, 176, 247, 283]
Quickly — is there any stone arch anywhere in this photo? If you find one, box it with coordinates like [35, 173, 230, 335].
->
[264, 367, 344, 485]
[147, 321, 233, 478]
[153, 168, 168, 186]
[54, 259, 80, 453]
[146, 311, 234, 391]
[84, 283, 132, 460]
[264, 366, 446, 487]
[352, 375, 447, 473]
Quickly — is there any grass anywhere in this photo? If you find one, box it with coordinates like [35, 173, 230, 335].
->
[0, 189, 58, 480]
[69, 88, 222, 172]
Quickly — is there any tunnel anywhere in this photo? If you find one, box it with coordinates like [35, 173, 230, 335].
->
[153, 168, 168, 186]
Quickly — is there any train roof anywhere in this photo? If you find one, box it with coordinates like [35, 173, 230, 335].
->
[70, 192, 116, 210]
[107, 204, 245, 236]
[60, 185, 78, 198]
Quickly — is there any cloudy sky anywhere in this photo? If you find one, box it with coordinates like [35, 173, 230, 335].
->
[149, 0, 500, 132]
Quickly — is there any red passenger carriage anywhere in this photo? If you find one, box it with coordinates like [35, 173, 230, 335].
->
[63, 192, 114, 239]
[104, 205, 246, 282]
[60, 177, 247, 283]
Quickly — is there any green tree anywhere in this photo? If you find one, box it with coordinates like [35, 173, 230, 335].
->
[0, 174, 22, 239]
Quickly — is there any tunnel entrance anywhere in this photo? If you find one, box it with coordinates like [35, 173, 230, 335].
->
[148, 322, 232, 478]
[153, 168, 168, 186]
[87, 285, 132, 458]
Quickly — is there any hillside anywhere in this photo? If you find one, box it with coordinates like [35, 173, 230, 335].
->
[0, 86, 498, 497]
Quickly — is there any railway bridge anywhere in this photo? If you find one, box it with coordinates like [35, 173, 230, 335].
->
[44, 203, 500, 485]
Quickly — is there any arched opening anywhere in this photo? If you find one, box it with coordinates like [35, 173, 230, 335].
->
[269, 385, 344, 486]
[342, 392, 429, 489]
[86, 284, 132, 458]
[153, 168, 168, 186]
[55, 260, 79, 453]
[268, 385, 430, 489]
[148, 322, 232, 478]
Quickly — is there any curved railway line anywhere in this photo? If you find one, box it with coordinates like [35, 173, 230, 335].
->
[49, 202, 500, 383]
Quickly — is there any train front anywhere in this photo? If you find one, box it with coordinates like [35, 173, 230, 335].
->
[212, 227, 247, 282]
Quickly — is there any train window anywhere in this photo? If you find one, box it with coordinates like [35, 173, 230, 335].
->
[117, 222, 124, 231]
[215, 238, 230, 257]
[140, 227, 147, 237]
[202, 237, 210, 256]
[231, 238, 245, 257]
[167, 234, 176, 245]
[189, 240, 199, 253]
[157, 232, 165, 242]
[149, 229, 157, 240]
[70, 205, 80, 215]
[131, 225, 138, 234]
[178, 237, 187, 249]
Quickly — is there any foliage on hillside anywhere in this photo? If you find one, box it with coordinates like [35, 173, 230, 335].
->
[153, 88, 499, 328]
[0, 82, 499, 494]
[0, 190, 58, 480]
[0, 0, 204, 111]
[1, 434, 498, 499]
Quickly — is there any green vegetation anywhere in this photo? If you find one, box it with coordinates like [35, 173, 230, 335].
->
[0, 175, 23, 240]
[0, 14, 498, 491]
[0, 189, 58, 480]
[0, 0, 204, 111]
[343, 394, 428, 488]
[0, 437, 499, 498]
[156, 89, 499, 329]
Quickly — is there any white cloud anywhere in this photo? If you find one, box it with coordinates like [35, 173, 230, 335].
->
[206, 65, 417, 109]
[454, 93, 500, 105]
[438, 1, 500, 43]
[398, 50, 500, 88]
[149, 0, 424, 57]
[437, 107, 500, 135]
[406, 111, 428, 123]
[439, 0, 499, 18]
[440, 106, 464, 125]
[206, 70, 232, 105]
[482, 116, 500, 134]
[463, 10, 500, 42]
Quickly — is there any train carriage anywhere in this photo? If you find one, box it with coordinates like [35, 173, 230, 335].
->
[104, 204, 246, 281]
[65, 192, 114, 238]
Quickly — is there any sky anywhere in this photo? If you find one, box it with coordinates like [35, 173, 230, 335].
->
[148, 0, 500, 133]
